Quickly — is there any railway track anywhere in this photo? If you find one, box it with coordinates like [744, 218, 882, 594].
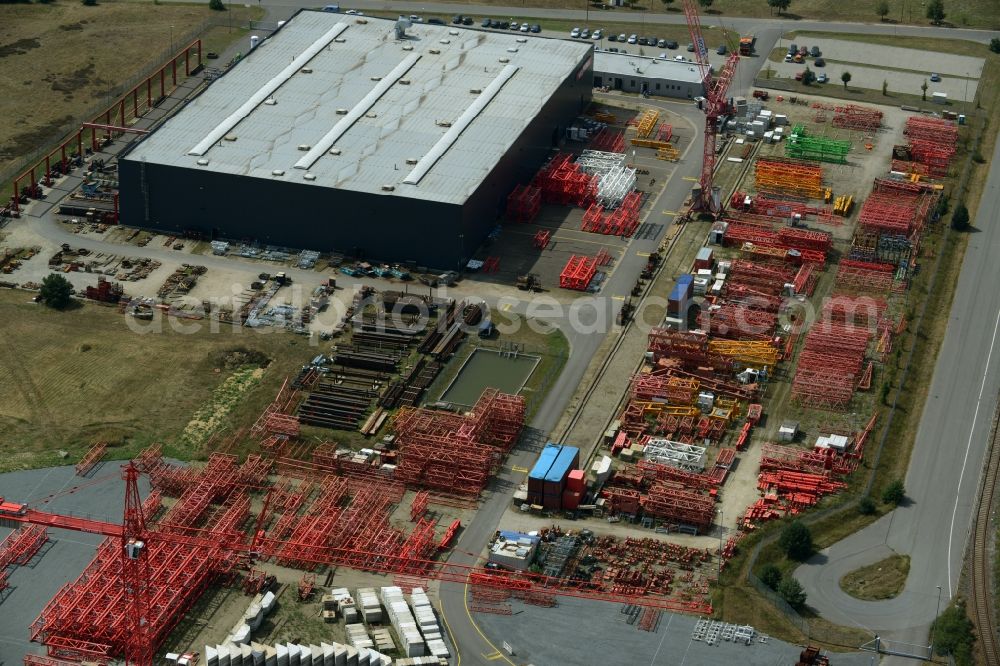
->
[970, 406, 1000, 665]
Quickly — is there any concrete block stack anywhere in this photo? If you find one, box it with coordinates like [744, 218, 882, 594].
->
[410, 588, 450, 660]
[356, 587, 382, 623]
[393, 658, 448, 666]
[205, 641, 392, 666]
[322, 593, 338, 623]
[380, 586, 426, 658]
[346, 623, 375, 651]
[331, 587, 360, 624]
[371, 627, 396, 653]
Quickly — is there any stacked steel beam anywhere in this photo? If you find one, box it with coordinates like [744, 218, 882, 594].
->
[835, 259, 896, 292]
[590, 128, 626, 153]
[754, 158, 825, 199]
[74, 442, 107, 477]
[791, 322, 871, 409]
[0, 525, 48, 592]
[531, 153, 597, 207]
[723, 223, 830, 263]
[640, 483, 715, 530]
[629, 371, 701, 403]
[904, 116, 958, 177]
[832, 105, 883, 131]
[858, 178, 935, 237]
[505, 184, 542, 222]
[580, 191, 641, 236]
[729, 260, 795, 294]
[821, 294, 888, 328]
[391, 389, 525, 497]
[757, 471, 847, 508]
[759, 443, 858, 477]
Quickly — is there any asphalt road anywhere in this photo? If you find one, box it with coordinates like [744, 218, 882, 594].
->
[794, 128, 1000, 660]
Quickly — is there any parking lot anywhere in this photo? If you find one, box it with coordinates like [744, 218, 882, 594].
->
[767, 37, 984, 102]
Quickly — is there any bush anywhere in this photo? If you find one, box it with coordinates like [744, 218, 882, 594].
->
[951, 203, 970, 231]
[760, 563, 782, 589]
[39, 274, 74, 309]
[777, 577, 807, 611]
[932, 602, 975, 664]
[882, 479, 906, 506]
[858, 496, 876, 515]
[209, 0, 225, 10]
[81, 0, 97, 5]
[926, 0, 946, 24]
[779, 521, 814, 561]
[991, 38, 1000, 54]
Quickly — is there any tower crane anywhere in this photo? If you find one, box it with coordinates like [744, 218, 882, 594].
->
[1, 462, 713, 666]
[682, 0, 741, 215]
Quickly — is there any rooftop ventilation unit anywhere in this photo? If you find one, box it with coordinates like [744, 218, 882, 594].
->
[394, 16, 411, 39]
[371, 76, 382, 81]
[336, 108, 348, 114]
[470, 88, 482, 94]
[439, 39, 451, 44]
[300, 67, 313, 73]
[399, 79, 411, 85]
[364, 112, 377, 118]
[435, 120, 452, 127]
[405, 158, 418, 165]
[402, 45, 414, 51]
[329, 148, 342, 155]
[382, 184, 395, 191]
[224, 134, 237, 141]
[516, 38, 527, 43]
[196, 158, 209, 166]
[506, 47, 518, 53]
[272, 169, 285, 176]
[499, 57, 510, 63]
[334, 37, 346, 43]
[428, 49, 441, 55]
[297, 144, 311, 151]
[449, 30, 459, 36]
[263, 97, 277, 105]
[304, 173, 317, 181]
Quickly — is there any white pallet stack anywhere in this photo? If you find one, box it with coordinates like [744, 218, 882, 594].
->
[356, 587, 382, 623]
[410, 588, 450, 660]
[345, 624, 375, 651]
[379, 586, 426, 658]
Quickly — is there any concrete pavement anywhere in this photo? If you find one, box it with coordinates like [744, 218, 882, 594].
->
[794, 101, 1000, 660]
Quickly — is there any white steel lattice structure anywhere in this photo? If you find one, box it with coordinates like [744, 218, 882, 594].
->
[644, 439, 707, 472]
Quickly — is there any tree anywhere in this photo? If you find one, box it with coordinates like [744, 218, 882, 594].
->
[951, 203, 970, 231]
[779, 521, 814, 561]
[660, 0, 676, 6]
[858, 496, 876, 515]
[876, 0, 890, 20]
[931, 602, 975, 662]
[921, 79, 929, 101]
[882, 479, 906, 506]
[698, 0, 713, 8]
[800, 65, 816, 85]
[209, 0, 226, 10]
[991, 38, 1000, 54]
[778, 577, 807, 610]
[926, 0, 946, 24]
[760, 564, 783, 589]
[39, 274, 74, 309]
[841, 71, 852, 90]
[882, 79, 888, 95]
[768, 0, 792, 15]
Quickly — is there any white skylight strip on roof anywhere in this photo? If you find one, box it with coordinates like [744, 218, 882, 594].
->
[188, 22, 350, 156]
[294, 53, 422, 170]
[403, 64, 519, 186]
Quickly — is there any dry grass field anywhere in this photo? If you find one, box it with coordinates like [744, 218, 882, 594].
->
[0, 0, 260, 177]
[446, 0, 999, 28]
[0, 289, 313, 471]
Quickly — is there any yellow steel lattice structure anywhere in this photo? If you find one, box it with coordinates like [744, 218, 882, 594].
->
[633, 402, 701, 418]
[754, 157, 825, 200]
[708, 340, 780, 368]
[656, 145, 680, 161]
[635, 109, 660, 139]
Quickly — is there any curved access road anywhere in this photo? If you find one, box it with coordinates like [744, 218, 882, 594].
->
[794, 125, 1000, 660]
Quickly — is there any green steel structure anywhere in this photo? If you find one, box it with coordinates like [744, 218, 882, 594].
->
[785, 125, 852, 164]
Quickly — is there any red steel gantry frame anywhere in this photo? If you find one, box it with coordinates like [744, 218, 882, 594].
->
[10, 41, 202, 217]
[683, 0, 740, 214]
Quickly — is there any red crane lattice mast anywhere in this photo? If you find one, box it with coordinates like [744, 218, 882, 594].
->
[121, 463, 153, 666]
[682, 0, 740, 214]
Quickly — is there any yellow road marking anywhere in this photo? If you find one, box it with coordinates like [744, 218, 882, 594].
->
[636, 251, 651, 257]
[501, 302, 512, 312]
[464, 583, 517, 666]
[510, 465, 529, 473]
[612, 295, 626, 301]
[439, 600, 461, 666]
[484, 652, 505, 661]
[682, 176, 698, 182]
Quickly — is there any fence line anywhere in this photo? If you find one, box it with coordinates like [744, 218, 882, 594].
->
[1, 16, 228, 190]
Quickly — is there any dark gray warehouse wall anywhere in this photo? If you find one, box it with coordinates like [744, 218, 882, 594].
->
[460, 52, 595, 258]
[118, 161, 462, 268]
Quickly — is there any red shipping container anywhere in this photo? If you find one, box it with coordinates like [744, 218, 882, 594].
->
[562, 490, 580, 511]
[567, 469, 585, 492]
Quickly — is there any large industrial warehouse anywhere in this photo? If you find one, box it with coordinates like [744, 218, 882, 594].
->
[118, 11, 595, 268]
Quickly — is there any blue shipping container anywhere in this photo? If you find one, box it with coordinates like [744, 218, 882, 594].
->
[545, 445, 580, 483]
[669, 283, 688, 302]
[677, 273, 694, 285]
[529, 443, 562, 481]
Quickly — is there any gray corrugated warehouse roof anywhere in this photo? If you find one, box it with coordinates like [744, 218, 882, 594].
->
[593, 51, 704, 84]
[124, 11, 593, 205]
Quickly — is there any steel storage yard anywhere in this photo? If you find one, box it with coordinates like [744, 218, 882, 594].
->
[118, 11, 594, 268]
